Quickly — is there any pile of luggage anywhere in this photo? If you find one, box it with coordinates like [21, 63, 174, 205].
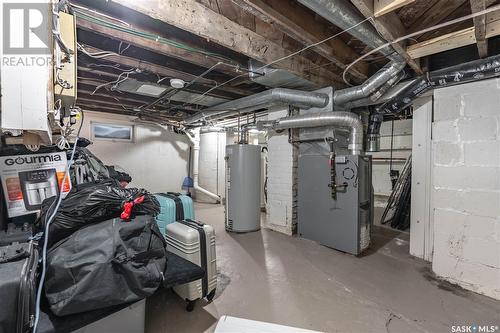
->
[154, 192, 217, 311]
[40, 179, 166, 316]
[0, 180, 218, 332]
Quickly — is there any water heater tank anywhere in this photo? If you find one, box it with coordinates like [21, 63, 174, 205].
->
[225, 144, 261, 232]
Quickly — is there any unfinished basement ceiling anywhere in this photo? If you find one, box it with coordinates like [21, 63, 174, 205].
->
[71, 0, 500, 125]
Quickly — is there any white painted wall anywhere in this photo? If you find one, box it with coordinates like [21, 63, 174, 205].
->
[264, 108, 295, 235]
[368, 119, 412, 208]
[198, 131, 226, 201]
[432, 78, 500, 300]
[79, 111, 190, 193]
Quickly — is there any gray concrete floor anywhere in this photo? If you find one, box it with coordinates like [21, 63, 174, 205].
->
[146, 203, 499, 333]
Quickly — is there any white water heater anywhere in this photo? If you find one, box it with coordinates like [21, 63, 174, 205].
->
[225, 144, 261, 232]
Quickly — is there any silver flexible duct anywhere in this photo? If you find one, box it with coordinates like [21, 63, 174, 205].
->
[185, 88, 329, 124]
[259, 111, 364, 155]
[334, 61, 406, 105]
[343, 70, 406, 109]
[298, 0, 406, 105]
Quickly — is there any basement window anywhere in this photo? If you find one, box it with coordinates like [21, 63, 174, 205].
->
[91, 122, 134, 142]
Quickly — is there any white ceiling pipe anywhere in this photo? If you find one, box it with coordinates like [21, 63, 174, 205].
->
[185, 129, 221, 203]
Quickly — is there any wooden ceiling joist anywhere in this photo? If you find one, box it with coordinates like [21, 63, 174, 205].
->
[79, 45, 246, 96]
[374, 0, 415, 17]
[407, 11, 500, 59]
[407, 27, 477, 59]
[350, 0, 423, 74]
[108, 0, 342, 87]
[76, 17, 244, 79]
[232, 0, 369, 81]
[471, 0, 488, 57]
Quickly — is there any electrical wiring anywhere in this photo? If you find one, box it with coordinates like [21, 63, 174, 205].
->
[69, 2, 131, 26]
[33, 110, 84, 333]
[77, 43, 118, 59]
[341, 3, 500, 84]
[73, 8, 234, 63]
[118, 41, 131, 55]
[90, 68, 139, 95]
[184, 17, 373, 108]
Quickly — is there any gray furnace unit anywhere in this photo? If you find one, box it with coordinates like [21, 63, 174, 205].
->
[225, 144, 261, 232]
[294, 87, 373, 255]
[298, 142, 373, 256]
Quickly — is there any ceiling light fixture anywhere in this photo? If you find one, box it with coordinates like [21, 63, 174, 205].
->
[170, 78, 185, 89]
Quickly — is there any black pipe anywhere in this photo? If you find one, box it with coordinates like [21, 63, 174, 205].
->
[377, 54, 500, 115]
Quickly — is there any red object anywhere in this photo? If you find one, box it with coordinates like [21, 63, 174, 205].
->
[121, 195, 145, 221]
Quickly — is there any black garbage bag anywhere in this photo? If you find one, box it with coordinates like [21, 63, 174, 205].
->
[45, 215, 167, 316]
[37, 179, 160, 247]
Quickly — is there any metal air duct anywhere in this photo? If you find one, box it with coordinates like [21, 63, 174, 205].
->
[185, 88, 329, 124]
[298, 0, 406, 106]
[298, 0, 396, 58]
[334, 61, 406, 106]
[258, 111, 364, 155]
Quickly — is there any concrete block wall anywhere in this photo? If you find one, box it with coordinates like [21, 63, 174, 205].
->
[432, 78, 500, 300]
[264, 108, 295, 235]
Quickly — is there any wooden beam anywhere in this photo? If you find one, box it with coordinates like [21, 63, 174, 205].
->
[78, 45, 253, 97]
[407, 13, 500, 58]
[374, 0, 415, 17]
[76, 17, 242, 79]
[108, 0, 341, 87]
[77, 57, 250, 98]
[471, 0, 488, 57]
[232, 0, 369, 81]
[407, 27, 476, 59]
[350, 0, 423, 74]
[79, 46, 213, 86]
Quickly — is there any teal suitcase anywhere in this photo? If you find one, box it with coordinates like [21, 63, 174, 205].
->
[154, 192, 195, 235]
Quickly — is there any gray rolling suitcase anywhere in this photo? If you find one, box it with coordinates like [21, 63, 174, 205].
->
[0, 241, 38, 333]
[165, 219, 217, 311]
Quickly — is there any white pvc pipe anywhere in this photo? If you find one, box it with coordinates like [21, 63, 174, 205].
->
[186, 129, 221, 203]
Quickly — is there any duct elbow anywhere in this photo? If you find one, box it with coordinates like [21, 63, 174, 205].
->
[268, 111, 364, 155]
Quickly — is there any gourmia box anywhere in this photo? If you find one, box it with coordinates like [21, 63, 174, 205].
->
[0, 152, 71, 217]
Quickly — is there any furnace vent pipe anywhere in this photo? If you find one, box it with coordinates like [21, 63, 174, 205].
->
[259, 112, 363, 155]
[185, 88, 329, 124]
[186, 130, 221, 203]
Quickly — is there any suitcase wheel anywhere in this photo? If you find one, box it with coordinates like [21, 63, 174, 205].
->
[206, 289, 216, 303]
[186, 300, 196, 312]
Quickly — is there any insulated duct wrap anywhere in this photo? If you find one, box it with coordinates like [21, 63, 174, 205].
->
[378, 54, 500, 114]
